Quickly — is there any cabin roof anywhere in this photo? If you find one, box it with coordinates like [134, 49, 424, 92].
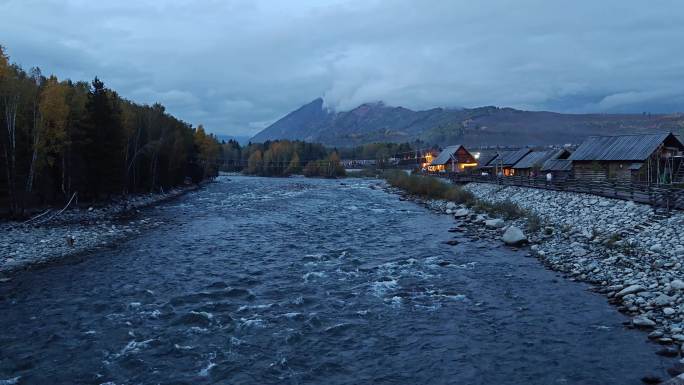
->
[500, 148, 532, 166]
[475, 152, 499, 168]
[513, 150, 555, 169]
[568, 132, 683, 162]
[514, 148, 571, 169]
[541, 159, 572, 172]
[430, 145, 469, 165]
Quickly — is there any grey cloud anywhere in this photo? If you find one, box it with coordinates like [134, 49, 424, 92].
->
[1, 0, 683, 136]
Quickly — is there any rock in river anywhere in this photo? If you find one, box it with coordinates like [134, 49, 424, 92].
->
[485, 218, 505, 229]
[502, 226, 526, 246]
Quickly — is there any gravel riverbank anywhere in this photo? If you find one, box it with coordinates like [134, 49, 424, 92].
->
[383, 180, 684, 383]
[460, 183, 684, 345]
[0, 183, 207, 276]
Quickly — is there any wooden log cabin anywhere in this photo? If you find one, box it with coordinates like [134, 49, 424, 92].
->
[428, 145, 478, 173]
[568, 132, 684, 184]
[512, 149, 571, 178]
[482, 148, 532, 176]
[540, 158, 572, 180]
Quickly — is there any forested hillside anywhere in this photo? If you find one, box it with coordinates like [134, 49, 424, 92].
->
[251, 99, 684, 147]
[0, 45, 221, 216]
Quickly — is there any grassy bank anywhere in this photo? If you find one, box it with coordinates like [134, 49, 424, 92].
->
[363, 170, 540, 228]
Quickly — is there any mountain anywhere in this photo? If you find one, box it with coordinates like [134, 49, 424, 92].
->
[250, 99, 684, 147]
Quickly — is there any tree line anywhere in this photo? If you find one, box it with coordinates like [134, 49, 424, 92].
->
[0, 45, 221, 217]
[218, 140, 345, 177]
[215, 140, 427, 177]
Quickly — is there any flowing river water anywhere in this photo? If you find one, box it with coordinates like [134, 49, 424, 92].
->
[0, 176, 674, 384]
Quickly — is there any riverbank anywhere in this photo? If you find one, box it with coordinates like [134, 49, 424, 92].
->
[0, 182, 208, 276]
[0, 175, 674, 385]
[462, 183, 684, 334]
[382, 175, 684, 381]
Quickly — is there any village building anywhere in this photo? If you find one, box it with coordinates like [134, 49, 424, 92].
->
[512, 149, 571, 177]
[568, 132, 684, 184]
[540, 158, 573, 180]
[478, 151, 507, 174]
[427, 145, 478, 172]
[482, 148, 532, 176]
[398, 148, 440, 169]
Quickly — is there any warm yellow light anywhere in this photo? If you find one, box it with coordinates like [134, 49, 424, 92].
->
[460, 163, 478, 169]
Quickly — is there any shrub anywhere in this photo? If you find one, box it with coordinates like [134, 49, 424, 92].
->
[527, 213, 542, 233]
[471, 199, 526, 219]
[379, 170, 477, 204]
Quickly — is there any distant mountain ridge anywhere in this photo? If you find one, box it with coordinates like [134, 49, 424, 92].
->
[250, 98, 684, 147]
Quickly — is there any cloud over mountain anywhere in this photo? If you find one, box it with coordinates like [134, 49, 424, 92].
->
[2, 0, 683, 135]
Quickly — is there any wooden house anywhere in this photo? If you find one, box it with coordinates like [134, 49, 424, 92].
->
[513, 149, 571, 177]
[568, 133, 684, 184]
[399, 148, 439, 169]
[483, 148, 532, 176]
[540, 158, 572, 180]
[428, 145, 478, 172]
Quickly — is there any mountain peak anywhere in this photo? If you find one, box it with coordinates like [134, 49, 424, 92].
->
[251, 100, 683, 147]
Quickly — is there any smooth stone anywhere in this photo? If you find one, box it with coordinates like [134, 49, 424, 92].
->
[453, 209, 470, 218]
[502, 226, 527, 246]
[485, 218, 505, 229]
[618, 285, 646, 297]
[633, 316, 656, 328]
[655, 295, 675, 306]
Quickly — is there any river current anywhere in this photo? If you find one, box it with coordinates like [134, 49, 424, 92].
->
[0, 176, 672, 384]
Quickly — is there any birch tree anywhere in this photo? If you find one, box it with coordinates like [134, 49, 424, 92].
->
[0, 45, 20, 213]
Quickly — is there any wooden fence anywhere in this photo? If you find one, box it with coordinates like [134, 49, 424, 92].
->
[430, 172, 684, 213]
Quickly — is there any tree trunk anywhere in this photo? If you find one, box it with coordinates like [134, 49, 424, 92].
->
[150, 150, 159, 192]
[3, 95, 19, 214]
[26, 130, 40, 193]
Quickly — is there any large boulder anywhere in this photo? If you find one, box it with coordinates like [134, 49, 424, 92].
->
[446, 202, 457, 210]
[502, 226, 526, 246]
[485, 219, 505, 229]
[453, 208, 469, 218]
[671, 279, 684, 290]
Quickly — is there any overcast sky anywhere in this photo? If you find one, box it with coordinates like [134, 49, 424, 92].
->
[2, 0, 683, 136]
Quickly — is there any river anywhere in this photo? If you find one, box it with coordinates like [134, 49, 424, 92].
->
[0, 176, 672, 384]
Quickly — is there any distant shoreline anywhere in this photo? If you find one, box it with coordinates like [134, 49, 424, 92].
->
[0, 182, 209, 276]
